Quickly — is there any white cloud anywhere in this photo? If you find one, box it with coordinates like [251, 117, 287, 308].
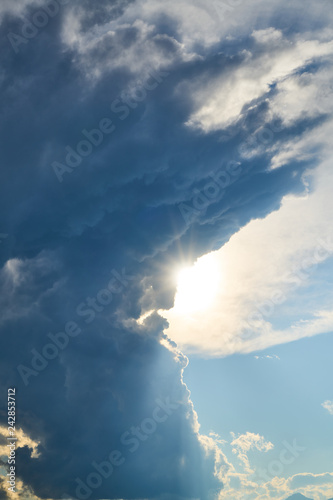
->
[161, 134, 333, 356]
[60, 3, 199, 83]
[268, 119, 333, 170]
[57, 0, 333, 94]
[186, 36, 333, 132]
[206, 432, 333, 500]
[123, 0, 333, 53]
[289, 472, 333, 489]
[149, 3, 333, 360]
[0, 0, 45, 22]
[269, 64, 333, 128]
[231, 432, 273, 473]
[231, 432, 274, 453]
[0, 425, 40, 458]
[321, 400, 333, 415]
[252, 27, 283, 44]
[254, 355, 280, 360]
[0, 425, 43, 499]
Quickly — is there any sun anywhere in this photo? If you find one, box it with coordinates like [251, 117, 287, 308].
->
[173, 252, 221, 314]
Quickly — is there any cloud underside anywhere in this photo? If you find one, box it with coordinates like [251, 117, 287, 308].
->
[163, 149, 333, 356]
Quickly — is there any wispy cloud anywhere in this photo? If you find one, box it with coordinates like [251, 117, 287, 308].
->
[254, 354, 280, 360]
[321, 400, 333, 415]
[230, 432, 274, 473]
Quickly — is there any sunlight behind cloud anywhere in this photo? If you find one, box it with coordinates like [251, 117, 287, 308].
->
[173, 253, 222, 314]
[161, 153, 333, 357]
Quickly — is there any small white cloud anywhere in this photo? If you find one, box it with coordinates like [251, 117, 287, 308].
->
[321, 400, 333, 415]
[230, 432, 273, 473]
[4, 258, 22, 285]
[252, 28, 283, 44]
[254, 355, 280, 360]
[231, 432, 274, 453]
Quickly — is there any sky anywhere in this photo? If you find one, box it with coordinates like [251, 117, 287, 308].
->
[0, 1, 333, 499]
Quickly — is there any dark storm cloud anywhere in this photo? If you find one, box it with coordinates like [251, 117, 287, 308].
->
[0, 1, 330, 499]
[0, 478, 9, 499]
[14, 324, 221, 499]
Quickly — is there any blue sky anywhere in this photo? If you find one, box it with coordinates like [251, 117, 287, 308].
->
[0, 1, 333, 499]
[184, 331, 333, 476]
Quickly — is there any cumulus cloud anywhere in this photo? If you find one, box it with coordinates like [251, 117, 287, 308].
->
[0, 1, 332, 499]
[186, 430, 333, 500]
[162, 149, 333, 356]
[230, 432, 274, 473]
[186, 35, 333, 132]
[321, 400, 333, 415]
[204, 432, 333, 500]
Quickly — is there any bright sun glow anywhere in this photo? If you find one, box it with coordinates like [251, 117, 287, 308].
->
[173, 253, 221, 314]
